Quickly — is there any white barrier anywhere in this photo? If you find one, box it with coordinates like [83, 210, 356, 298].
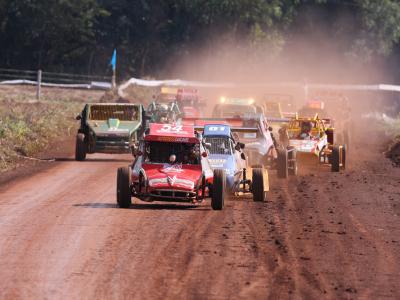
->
[118, 77, 400, 98]
[0, 79, 112, 90]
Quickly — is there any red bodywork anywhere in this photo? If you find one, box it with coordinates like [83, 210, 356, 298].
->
[131, 123, 213, 201]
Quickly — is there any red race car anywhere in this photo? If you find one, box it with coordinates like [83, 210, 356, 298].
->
[176, 88, 204, 118]
[116, 123, 226, 210]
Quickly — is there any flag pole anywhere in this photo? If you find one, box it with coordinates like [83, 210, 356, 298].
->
[111, 49, 117, 89]
[112, 68, 116, 89]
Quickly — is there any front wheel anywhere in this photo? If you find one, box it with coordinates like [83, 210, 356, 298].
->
[117, 167, 132, 208]
[287, 146, 298, 176]
[277, 149, 288, 178]
[75, 133, 87, 161]
[211, 169, 225, 210]
[252, 168, 265, 202]
[331, 146, 340, 172]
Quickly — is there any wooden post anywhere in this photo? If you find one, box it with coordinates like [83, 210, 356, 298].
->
[36, 69, 42, 100]
[112, 69, 116, 89]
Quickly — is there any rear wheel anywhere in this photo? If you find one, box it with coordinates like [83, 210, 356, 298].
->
[287, 146, 297, 176]
[211, 169, 225, 210]
[75, 133, 86, 161]
[277, 149, 288, 178]
[117, 167, 132, 208]
[342, 145, 346, 169]
[331, 146, 340, 172]
[252, 168, 265, 202]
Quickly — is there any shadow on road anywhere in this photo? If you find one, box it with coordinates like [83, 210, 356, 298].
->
[74, 202, 207, 210]
[56, 158, 131, 163]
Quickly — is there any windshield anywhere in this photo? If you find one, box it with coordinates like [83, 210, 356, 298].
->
[216, 104, 257, 118]
[203, 136, 232, 155]
[89, 105, 139, 121]
[145, 141, 200, 165]
[237, 119, 262, 140]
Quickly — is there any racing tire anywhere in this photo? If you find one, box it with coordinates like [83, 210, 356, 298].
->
[75, 133, 87, 161]
[342, 145, 346, 170]
[117, 166, 132, 208]
[277, 149, 288, 179]
[287, 146, 298, 176]
[331, 146, 340, 172]
[252, 168, 265, 202]
[211, 169, 225, 210]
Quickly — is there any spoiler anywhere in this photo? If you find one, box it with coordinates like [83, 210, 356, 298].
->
[267, 117, 290, 123]
[182, 117, 243, 127]
[194, 126, 259, 133]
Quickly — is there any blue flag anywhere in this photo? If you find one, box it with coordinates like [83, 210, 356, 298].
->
[110, 49, 117, 71]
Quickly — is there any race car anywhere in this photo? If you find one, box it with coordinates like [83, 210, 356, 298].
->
[183, 114, 296, 178]
[157, 86, 179, 102]
[233, 114, 297, 178]
[176, 88, 204, 118]
[75, 103, 145, 161]
[298, 101, 332, 125]
[263, 94, 296, 118]
[116, 123, 227, 210]
[146, 101, 181, 124]
[264, 101, 284, 119]
[278, 115, 346, 172]
[202, 124, 268, 201]
[212, 97, 264, 118]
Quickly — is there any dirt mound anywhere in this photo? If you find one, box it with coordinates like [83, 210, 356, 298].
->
[386, 137, 400, 166]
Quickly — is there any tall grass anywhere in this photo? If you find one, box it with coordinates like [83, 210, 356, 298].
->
[0, 99, 81, 171]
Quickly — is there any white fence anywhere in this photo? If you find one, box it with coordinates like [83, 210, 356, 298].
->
[118, 77, 400, 98]
[0, 68, 112, 97]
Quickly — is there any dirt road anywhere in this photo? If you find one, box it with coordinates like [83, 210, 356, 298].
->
[0, 143, 399, 299]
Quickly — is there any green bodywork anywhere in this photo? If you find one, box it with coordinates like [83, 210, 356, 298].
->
[77, 103, 144, 154]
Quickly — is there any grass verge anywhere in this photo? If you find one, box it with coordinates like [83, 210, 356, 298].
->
[0, 86, 95, 172]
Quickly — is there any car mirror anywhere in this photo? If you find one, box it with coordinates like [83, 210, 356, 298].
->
[240, 153, 246, 160]
[76, 114, 82, 121]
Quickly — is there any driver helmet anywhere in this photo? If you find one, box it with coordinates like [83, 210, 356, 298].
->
[302, 121, 313, 132]
[169, 154, 177, 163]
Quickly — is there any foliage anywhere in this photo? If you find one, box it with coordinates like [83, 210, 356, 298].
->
[0, 0, 400, 77]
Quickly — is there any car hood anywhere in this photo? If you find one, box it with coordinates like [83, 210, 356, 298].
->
[87, 119, 141, 136]
[143, 163, 202, 190]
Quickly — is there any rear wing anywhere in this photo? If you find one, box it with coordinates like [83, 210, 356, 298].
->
[194, 126, 259, 133]
[267, 117, 290, 123]
[183, 117, 243, 127]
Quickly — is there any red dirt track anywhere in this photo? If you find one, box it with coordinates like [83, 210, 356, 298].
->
[0, 142, 399, 299]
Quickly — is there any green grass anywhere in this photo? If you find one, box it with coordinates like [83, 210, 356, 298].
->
[0, 92, 83, 171]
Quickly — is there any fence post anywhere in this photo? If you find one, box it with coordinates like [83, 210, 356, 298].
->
[36, 70, 42, 100]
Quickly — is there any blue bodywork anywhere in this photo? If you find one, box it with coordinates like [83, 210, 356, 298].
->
[203, 124, 245, 192]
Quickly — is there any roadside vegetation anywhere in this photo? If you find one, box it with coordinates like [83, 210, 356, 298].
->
[0, 86, 98, 172]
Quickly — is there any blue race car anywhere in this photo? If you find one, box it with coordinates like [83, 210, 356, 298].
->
[202, 124, 268, 201]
